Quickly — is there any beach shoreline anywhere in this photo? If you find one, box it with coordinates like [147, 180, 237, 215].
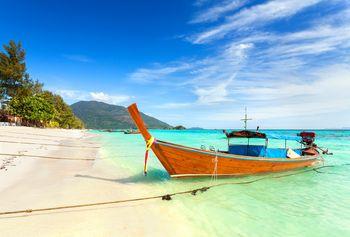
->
[0, 126, 194, 237]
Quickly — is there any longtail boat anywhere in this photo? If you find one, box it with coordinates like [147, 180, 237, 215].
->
[127, 103, 323, 178]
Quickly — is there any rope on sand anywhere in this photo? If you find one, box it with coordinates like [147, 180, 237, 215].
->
[0, 153, 95, 161]
[0, 164, 348, 217]
[0, 140, 100, 149]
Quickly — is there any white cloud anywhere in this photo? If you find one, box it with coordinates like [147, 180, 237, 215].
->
[194, 77, 234, 104]
[221, 14, 350, 83]
[193, 0, 211, 7]
[190, 0, 323, 44]
[214, 64, 350, 121]
[55, 89, 89, 100]
[191, 0, 245, 23]
[250, 25, 350, 60]
[55, 90, 132, 105]
[129, 63, 192, 83]
[128, 41, 251, 105]
[224, 42, 253, 59]
[89, 92, 131, 105]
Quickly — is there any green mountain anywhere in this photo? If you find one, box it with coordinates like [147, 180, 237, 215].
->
[70, 101, 172, 129]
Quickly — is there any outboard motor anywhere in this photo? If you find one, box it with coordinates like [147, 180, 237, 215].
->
[298, 131, 316, 146]
[298, 131, 332, 155]
[298, 131, 318, 156]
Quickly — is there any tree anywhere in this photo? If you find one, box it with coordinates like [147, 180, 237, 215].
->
[0, 40, 42, 101]
[9, 94, 54, 126]
[41, 90, 84, 129]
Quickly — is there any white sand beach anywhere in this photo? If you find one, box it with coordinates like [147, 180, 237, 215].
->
[0, 127, 193, 237]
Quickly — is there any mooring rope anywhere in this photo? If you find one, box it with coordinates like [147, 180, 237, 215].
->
[0, 140, 100, 149]
[0, 164, 348, 217]
[0, 153, 96, 161]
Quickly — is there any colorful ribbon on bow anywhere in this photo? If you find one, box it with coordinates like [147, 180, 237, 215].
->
[144, 136, 155, 175]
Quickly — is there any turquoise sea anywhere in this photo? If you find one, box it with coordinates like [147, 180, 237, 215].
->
[94, 129, 350, 236]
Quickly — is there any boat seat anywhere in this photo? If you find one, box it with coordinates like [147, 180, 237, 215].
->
[264, 148, 302, 158]
[228, 145, 303, 158]
[228, 145, 265, 156]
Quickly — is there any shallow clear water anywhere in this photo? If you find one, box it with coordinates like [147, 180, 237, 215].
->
[94, 129, 350, 236]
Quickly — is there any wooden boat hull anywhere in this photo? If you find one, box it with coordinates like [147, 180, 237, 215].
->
[127, 103, 319, 178]
[152, 140, 317, 177]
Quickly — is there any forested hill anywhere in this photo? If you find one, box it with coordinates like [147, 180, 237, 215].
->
[70, 101, 172, 129]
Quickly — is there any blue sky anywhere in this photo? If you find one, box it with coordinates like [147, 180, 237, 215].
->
[1, 0, 349, 128]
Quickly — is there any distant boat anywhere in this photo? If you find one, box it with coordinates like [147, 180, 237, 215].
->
[127, 103, 324, 178]
[123, 129, 140, 134]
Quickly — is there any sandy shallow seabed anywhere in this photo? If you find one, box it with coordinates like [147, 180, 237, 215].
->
[0, 126, 195, 237]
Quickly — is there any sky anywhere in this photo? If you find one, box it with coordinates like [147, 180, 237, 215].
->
[1, 0, 349, 129]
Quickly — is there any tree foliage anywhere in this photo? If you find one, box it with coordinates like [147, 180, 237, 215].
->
[0, 40, 43, 100]
[1, 40, 84, 129]
[9, 94, 54, 123]
[41, 91, 84, 129]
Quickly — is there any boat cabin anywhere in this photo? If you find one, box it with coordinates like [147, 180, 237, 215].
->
[224, 130, 317, 158]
